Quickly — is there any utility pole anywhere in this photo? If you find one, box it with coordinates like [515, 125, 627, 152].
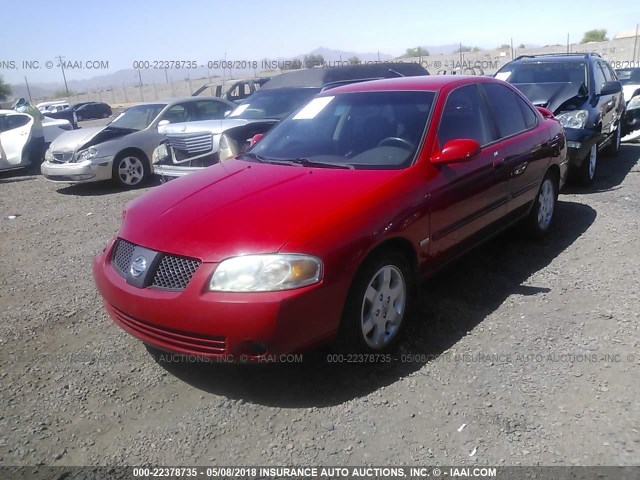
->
[633, 24, 639, 63]
[56, 55, 69, 95]
[24, 76, 32, 102]
[137, 69, 144, 101]
[566, 33, 570, 53]
[510, 37, 514, 59]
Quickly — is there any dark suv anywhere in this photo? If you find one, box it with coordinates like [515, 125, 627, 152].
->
[495, 53, 625, 185]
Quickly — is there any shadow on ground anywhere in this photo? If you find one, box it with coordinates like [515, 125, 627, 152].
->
[152, 200, 597, 407]
[55, 176, 162, 196]
[563, 143, 639, 194]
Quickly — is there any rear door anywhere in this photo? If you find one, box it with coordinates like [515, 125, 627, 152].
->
[480, 82, 549, 213]
[428, 84, 509, 256]
[0, 114, 33, 168]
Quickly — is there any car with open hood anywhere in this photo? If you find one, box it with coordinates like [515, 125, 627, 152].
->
[495, 53, 625, 186]
[93, 75, 567, 361]
[41, 96, 235, 188]
[152, 63, 429, 179]
[616, 68, 640, 143]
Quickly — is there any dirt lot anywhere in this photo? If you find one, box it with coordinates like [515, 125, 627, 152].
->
[0, 145, 639, 467]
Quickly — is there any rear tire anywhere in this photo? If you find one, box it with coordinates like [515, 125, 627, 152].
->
[524, 172, 558, 238]
[336, 250, 414, 353]
[575, 143, 597, 187]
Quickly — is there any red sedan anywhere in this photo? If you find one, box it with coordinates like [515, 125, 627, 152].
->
[93, 76, 568, 359]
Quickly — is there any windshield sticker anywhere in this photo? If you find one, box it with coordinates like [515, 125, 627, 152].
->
[229, 104, 250, 117]
[495, 71, 512, 81]
[293, 96, 335, 120]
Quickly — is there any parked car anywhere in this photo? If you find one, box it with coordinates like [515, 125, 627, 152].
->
[41, 97, 235, 188]
[43, 106, 79, 129]
[37, 101, 68, 113]
[153, 62, 429, 179]
[615, 68, 640, 142]
[93, 75, 567, 360]
[192, 77, 270, 103]
[42, 103, 69, 114]
[75, 102, 112, 121]
[0, 110, 72, 172]
[495, 53, 625, 186]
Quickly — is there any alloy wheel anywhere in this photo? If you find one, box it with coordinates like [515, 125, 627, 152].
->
[117, 156, 145, 186]
[537, 178, 555, 230]
[360, 265, 406, 349]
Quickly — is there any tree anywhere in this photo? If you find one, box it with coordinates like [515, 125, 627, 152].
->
[400, 47, 430, 58]
[498, 44, 510, 50]
[0, 76, 11, 101]
[52, 89, 76, 98]
[348, 56, 361, 65]
[304, 54, 325, 67]
[518, 43, 526, 49]
[581, 29, 608, 43]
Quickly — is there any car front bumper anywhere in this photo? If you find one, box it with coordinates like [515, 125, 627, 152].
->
[622, 107, 640, 140]
[92, 238, 346, 361]
[153, 163, 204, 179]
[41, 157, 113, 184]
[563, 128, 604, 167]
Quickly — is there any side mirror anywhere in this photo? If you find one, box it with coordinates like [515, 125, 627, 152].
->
[249, 133, 265, 148]
[536, 106, 555, 119]
[431, 138, 481, 164]
[157, 119, 170, 127]
[600, 81, 622, 96]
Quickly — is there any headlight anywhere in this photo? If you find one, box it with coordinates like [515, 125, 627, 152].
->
[209, 254, 322, 292]
[555, 110, 588, 129]
[76, 147, 98, 162]
[152, 143, 168, 164]
[627, 96, 640, 110]
[44, 149, 53, 162]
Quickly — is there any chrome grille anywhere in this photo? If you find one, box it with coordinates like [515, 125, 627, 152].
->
[151, 255, 201, 291]
[167, 132, 213, 155]
[112, 239, 136, 276]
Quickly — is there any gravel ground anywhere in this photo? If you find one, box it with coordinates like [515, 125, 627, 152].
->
[0, 144, 639, 467]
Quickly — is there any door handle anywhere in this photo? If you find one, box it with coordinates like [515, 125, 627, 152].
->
[492, 157, 506, 169]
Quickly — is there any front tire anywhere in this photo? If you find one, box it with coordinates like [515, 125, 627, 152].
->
[337, 250, 414, 353]
[576, 143, 597, 186]
[112, 153, 148, 189]
[603, 123, 621, 157]
[525, 172, 558, 238]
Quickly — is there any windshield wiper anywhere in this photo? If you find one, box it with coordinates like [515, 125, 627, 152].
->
[287, 158, 355, 170]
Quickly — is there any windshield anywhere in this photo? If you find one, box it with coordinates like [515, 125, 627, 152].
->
[250, 90, 435, 170]
[497, 61, 587, 84]
[228, 88, 319, 120]
[108, 104, 165, 130]
[616, 68, 640, 85]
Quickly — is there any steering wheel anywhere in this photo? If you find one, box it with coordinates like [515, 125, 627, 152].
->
[377, 137, 414, 150]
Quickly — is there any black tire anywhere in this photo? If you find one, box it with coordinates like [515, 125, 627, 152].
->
[524, 172, 558, 238]
[336, 249, 415, 353]
[112, 152, 149, 189]
[575, 143, 597, 187]
[603, 123, 621, 157]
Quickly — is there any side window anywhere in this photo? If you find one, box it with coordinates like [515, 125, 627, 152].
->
[600, 61, 613, 82]
[6, 115, 31, 130]
[195, 101, 227, 120]
[481, 83, 529, 138]
[592, 62, 606, 94]
[162, 104, 189, 123]
[437, 84, 494, 147]
[516, 94, 537, 129]
[605, 63, 618, 81]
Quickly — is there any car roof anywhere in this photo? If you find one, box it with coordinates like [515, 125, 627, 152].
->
[132, 96, 232, 107]
[321, 75, 502, 95]
[511, 54, 594, 64]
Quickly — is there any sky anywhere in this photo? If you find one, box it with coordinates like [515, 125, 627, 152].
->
[1, 0, 639, 84]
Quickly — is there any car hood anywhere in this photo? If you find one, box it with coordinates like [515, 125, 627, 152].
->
[120, 159, 400, 262]
[49, 125, 135, 153]
[511, 82, 587, 113]
[159, 118, 267, 135]
[623, 84, 640, 103]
